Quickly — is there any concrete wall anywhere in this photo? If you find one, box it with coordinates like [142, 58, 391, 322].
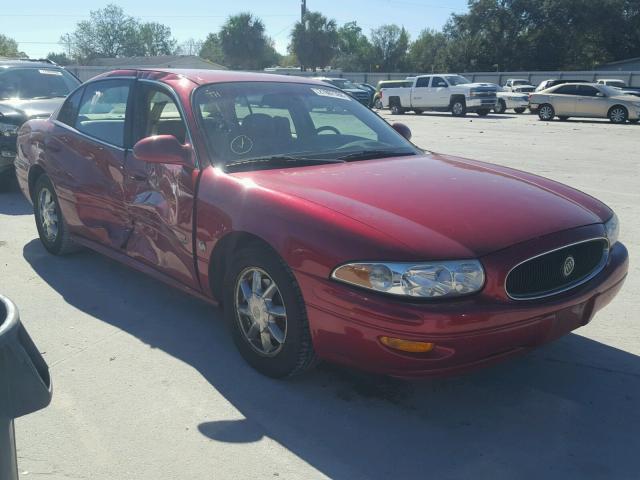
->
[66, 65, 640, 87]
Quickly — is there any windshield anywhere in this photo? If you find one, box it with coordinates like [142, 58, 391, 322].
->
[445, 75, 471, 86]
[326, 79, 359, 90]
[600, 85, 625, 96]
[605, 81, 625, 88]
[514, 86, 535, 93]
[194, 82, 418, 171]
[0, 68, 80, 100]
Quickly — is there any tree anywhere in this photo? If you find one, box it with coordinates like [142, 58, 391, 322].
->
[61, 4, 176, 63]
[370, 25, 410, 72]
[290, 11, 338, 71]
[408, 29, 449, 73]
[46, 52, 73, 65]
[219, 13, 273, 70]
[176, 38, 204, 56]
[199, 34, 225, 64]
[0, 34, 25, 58]
[333, 21, 374, 71]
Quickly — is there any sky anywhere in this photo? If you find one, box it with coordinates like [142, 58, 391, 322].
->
[3, 0, 469, 59]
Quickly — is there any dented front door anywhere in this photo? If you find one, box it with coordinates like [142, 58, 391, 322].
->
[122, 81, 200, 290]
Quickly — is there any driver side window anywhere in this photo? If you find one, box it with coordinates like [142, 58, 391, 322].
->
[133, 84, 187, 145]
[432, 77, 448, 88]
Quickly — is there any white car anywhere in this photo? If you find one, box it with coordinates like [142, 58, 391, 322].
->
[503, 78, 531, 91]
[381, 74, 498, 117]
[495, 87, 530, 114]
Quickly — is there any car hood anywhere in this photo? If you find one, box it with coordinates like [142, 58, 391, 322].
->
[612, 94, 640, 102]
[235, 154, 606, 259]
[464, 83, 497, 89]
[0, 98, 64, 121]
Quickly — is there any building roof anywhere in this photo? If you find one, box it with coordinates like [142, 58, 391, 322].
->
[80, 55, 226, 70]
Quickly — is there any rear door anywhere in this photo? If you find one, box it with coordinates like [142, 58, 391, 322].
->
[47, 78, 133, 248]
[575, 85, 609, 118]
[410, 76, 430, 107]
[122, 80, 200, 290]
[549, 85, 579, 115]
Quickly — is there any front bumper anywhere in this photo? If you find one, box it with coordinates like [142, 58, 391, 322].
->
[0, 135, 17, 175]
[296, 237, 628, 378]
[466, 97, 498, 110]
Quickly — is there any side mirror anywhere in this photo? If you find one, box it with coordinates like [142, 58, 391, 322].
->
[133, 135, 192, 167]
[392, 122, 412, 141]
[596, 92, 605, 97]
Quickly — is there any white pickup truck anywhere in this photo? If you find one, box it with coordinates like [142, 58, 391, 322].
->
[381, 74, 498, 117]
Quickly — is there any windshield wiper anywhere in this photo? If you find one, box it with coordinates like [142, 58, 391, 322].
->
[225, 155, 345, 172]
[336, 150, 417, 162]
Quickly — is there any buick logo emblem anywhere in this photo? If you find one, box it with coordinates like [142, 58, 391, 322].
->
[563, 256, 575, 277]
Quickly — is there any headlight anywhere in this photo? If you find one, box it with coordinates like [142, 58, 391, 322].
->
[604, 213, 619, 246]
[331, 260, 485, 298]
[0, 123, 19, 137]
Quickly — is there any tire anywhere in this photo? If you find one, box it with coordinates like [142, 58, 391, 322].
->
[451, 99, 466, 117]
[558, 116, 570, 121]
[476, 109, 490, 117]
[514, 108, 526, 114]
[608, 105, 628, 124]
[391, 103, 405, 115]
[33, 174, 78, 255]
[494, 100, 506, 114]
[538, 104, 555, 121]
[374, 98, 383, 110]
[223, 245, 318, 378]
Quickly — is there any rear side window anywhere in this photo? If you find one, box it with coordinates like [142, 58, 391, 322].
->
[57, 88, 84, 126]
[75, 80, 132, 147]
[577, 85, 600, 97]
[554, 85, 580, 95]
[415, 77, 430, 88]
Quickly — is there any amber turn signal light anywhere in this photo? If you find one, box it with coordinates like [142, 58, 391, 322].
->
[379, 336, 435, 353]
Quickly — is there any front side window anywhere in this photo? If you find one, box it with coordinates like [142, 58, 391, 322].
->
[57, 87, 84, 127]
[194, 82, 418, 170]
[0, 68, 80, 100]
[554, 85, 580, 95]
[133, 84, 187, 145]
[432, 77, 448, 88]
[75, 80, 131, 147]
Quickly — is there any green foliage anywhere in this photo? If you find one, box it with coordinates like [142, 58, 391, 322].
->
[290, 11, 339, 71]
[0, 34, 25, 58]
[199, 34, 225, 64]
[333, 22, 375, 71]
[219, 13, 276, 70]
[370, 25, 410, 72]
[61, 4, 176, 63]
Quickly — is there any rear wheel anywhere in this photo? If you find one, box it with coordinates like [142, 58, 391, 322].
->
[476, 109, 490, 117]
[538, 104, 555, 121]
[391, 103, 405, 115]
[451, 99, 466, 117]
[514, 107, 526, 114]
[33, 174, 78, 255]
[224, 246, 318, 378]
[374, 98, 383, 109]
[494, 99, 506, 114]
[608, 106, 628, 124]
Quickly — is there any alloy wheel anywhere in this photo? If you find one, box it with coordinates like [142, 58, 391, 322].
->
[38, 187, 59, 242]
[539, 105, 554, 120]
[452, 102, 464, 115]
[234, 267, 288, 357]
[610, 107, 626, 123]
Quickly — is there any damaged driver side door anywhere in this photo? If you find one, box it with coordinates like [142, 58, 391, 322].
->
[122, 80, 200, 290]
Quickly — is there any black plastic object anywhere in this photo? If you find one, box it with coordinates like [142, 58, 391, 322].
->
[0, 295, 52, 480]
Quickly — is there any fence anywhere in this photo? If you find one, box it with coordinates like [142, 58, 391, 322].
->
[66, 66, 640, 87]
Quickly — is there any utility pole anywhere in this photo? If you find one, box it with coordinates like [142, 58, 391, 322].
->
[301, 0, 307, 22]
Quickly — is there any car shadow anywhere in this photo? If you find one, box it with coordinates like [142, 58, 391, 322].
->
[22, 239, 640, 479]
[0, 188, 32, 216]
[383, 111, 519, 120]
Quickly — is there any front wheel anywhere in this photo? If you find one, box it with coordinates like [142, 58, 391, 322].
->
[374, 98, 383, 109]
[514, 107, 526, 114]
[451, 99, 466, 117]
[224, 246, 318, 378]
[608, 106, 628, 124]
[494, 100, 506, 114]
[538, 104, 555, 121]
[34, 174, 78, 255]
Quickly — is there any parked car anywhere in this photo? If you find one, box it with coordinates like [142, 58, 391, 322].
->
[0, 59, 80, 189]
[355, 82, 376, 107]
[596, 79, 640, 98]
[313, 77, 371, 106]
[512, 85, 535, 94]
[530, 83, 640, 123]
[382, 74, 498, 116]
[503, 78, 531, 91]
[372, 80, 412, 109]
[495, 87, 529, 114]
[16, 69, 628, 378]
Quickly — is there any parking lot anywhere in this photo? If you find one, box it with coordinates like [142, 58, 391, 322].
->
[1, 111, 638, 479]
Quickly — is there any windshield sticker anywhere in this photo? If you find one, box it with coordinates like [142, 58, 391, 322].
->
[311, 88, 351, 101]
[39, 69, 63, 76]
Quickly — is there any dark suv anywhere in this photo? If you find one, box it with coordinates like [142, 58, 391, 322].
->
[0, 59, 80, 189]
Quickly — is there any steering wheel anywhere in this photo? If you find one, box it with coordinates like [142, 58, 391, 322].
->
[316, 125, 341, 135]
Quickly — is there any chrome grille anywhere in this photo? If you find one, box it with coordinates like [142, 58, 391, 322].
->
[505, 238, 609, 300]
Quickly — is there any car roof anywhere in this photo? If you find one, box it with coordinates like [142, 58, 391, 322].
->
[0, 59, 64, 69]
[94, 68, 328, 86]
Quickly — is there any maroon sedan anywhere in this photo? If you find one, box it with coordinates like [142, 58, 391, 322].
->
[15, 69, 628, 378]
